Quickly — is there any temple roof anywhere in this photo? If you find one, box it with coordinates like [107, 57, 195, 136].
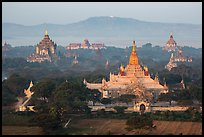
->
[37, 30, 56, 49]
[166, 33, 177, 45]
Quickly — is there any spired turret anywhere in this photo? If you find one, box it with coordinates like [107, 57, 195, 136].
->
[144, 66, 149, 76]
[129, 40, 139, 65]
[119, 64, 125, 76]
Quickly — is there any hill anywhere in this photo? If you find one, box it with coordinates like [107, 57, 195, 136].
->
[2, 16, 202, 48]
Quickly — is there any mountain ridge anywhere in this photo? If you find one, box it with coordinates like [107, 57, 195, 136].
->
[2, 16, 202, 48]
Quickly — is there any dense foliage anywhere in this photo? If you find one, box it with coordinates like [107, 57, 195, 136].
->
[126, 114, 153, 130]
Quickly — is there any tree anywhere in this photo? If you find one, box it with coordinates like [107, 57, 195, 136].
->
[113, 106, 127, 114]
[3, 74, 31, 97]
[87, 89, 101, 105]
[2, 84, 18, 106]
[100, 98, 112, 105]
[31, 79, 56, 101]
[126, 115, 153, 130]
[158, 92, 173, 105]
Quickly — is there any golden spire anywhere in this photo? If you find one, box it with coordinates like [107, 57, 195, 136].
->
[132, 40, 136, 53]
[129, 40, 139, 65]
[144, 66, 148, 71]
[45, 30, 48, 36]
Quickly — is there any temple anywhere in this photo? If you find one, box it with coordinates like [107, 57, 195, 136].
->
[84, 41, 168, 105]
[27, 30, 59, 63]
[66, 39, 106, 50]
[164, 33, 192, 71]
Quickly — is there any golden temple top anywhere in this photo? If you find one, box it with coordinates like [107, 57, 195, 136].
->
[45, 30, 48, 36]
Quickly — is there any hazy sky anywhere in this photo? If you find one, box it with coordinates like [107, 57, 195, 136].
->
[2, 2, 202, 25]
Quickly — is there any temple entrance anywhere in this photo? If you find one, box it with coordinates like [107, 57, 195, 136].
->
[140, 104, 146, 113]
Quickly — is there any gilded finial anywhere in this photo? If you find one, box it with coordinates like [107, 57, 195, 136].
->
[120, 64, 125, 72]
[45, 30, 48, 36]
[132, 40, 136, 52]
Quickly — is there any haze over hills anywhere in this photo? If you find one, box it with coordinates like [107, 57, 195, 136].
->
[2, 16, 202, 48]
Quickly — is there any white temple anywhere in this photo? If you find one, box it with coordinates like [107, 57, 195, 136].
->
[84, 41, 168, 102]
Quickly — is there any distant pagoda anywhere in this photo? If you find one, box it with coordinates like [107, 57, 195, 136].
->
[2, 41, 12, 52]
[27, 30, 59, 63]
[163, 33, 177, 52]
[163, 33, 192, 71]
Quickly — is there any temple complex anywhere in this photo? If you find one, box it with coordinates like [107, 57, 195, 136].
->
[84, 41, 168, 106]
[66, 43, 81, 50]
[89, 43, 106, 50]
[27, 30, 59, 63]
[66, 39, 106, 50]
[164, 33, 192, 71]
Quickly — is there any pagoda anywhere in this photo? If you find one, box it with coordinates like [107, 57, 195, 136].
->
[2, 41, 12, 52]
[84, 40, 168, 102]
[27, 30, 58, 63]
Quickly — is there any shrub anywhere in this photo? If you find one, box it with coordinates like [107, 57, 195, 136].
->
[126, 115, 153, 130]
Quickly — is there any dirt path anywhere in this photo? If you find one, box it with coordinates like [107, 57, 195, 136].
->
[2, 126, 44, 135]
[72, 119, 202, 135]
